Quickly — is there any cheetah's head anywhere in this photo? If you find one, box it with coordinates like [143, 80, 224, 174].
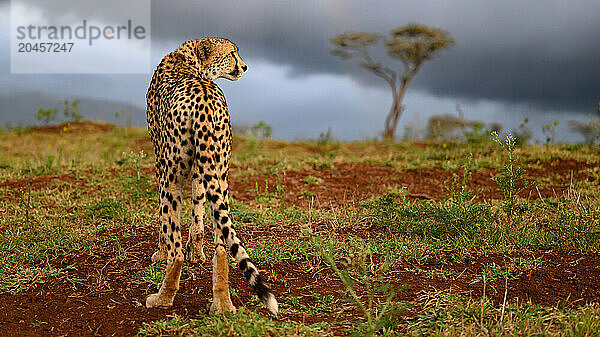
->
[194, 38, 247, 81]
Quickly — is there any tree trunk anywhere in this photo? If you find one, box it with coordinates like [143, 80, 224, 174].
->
[383, 77, 409, 140]
[383, 98, 400, 139]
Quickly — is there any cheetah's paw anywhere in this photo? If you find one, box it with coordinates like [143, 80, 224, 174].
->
[210, 296, 237, 315]
[145, 293, 174, 309]
[151, 250, 167, 263]
[185, 244, 207, 263]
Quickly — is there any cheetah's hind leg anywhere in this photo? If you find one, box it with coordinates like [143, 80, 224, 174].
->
[209, 244, 236, 314]
[151, 212, 168, 263]
[186, 163, 207, 263]
[146, 179, 186, 309]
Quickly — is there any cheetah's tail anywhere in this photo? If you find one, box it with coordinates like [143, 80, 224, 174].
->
[227, 236, 279, 316]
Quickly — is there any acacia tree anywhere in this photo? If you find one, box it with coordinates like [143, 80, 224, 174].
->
[331, 24, 454, 140]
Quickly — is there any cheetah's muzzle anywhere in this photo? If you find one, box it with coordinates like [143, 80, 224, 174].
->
[228, 68, 239, 77]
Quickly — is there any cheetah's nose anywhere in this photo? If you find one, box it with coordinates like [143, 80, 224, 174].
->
[241, 65, 247, 72]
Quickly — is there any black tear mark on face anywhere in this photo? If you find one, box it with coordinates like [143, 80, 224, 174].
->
[228, 51, 239, 77]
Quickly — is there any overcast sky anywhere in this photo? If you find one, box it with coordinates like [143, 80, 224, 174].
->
[1, 0, 599, 142]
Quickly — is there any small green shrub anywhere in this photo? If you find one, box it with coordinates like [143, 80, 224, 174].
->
[62, 99, 82, 123]
[35, 107, 57, 125]
[364, 171, 491, 240]
[251, 120, 272, 139]
[317, 127, 334, 145]
[305, 229, 407, 336]
[514, 118, 532, 146]
[303, 175, 323, 186]
[542, 120, 559, 145]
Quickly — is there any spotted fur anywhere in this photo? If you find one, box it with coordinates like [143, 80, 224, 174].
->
[144, 38, 278, 315]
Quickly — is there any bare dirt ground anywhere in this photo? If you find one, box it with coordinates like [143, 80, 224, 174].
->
[231, 160, 595, 207]
[0, 159, 598, 336]
[1, 226, 599, 336]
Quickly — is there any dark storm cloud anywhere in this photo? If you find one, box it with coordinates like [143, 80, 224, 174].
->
[149, 1, 340, 74]
[413, 1, 600, 112]
[5, 0, 600, 113]
[419, 43, 600, 112]
[148, 0, 600, 113]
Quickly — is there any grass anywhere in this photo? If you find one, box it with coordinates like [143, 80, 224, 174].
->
[283, 293, 339, 317]
[139, 308, 331, 336]
[0, 122, 599, 336]
[407, 293, 600, 336]
[471, 256, 543, 283]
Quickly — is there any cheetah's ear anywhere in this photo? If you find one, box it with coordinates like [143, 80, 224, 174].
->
[196, 39, 213, 63]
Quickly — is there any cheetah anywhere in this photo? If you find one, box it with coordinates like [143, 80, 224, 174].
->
[145, 38, 278, 315]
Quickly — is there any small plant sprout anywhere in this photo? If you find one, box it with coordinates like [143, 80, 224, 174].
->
[491, 132, 534, 226]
